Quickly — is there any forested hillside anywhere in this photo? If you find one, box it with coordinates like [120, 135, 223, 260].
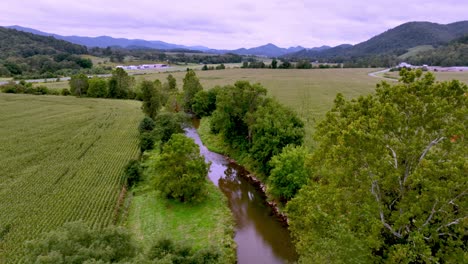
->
[285, 21, 468, 66]
[0, 27, 91, 78]
[406, 34, 468, 66]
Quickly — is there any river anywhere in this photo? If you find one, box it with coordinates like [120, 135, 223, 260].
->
[185, 127, 298, 264]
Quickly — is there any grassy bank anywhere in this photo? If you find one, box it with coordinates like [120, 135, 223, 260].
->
[126, 174, 236, 263]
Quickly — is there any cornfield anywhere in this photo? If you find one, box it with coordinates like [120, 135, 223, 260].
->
[0, 94, 142, 262]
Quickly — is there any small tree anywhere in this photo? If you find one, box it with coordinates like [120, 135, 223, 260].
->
[271, 59, 278, 69]
[139, 116, 155, 133]
[140, 80, 162, 119]
[166, 74, 177, 91]
[108, 68, 134, 99]
[153, 112, 185, 143]
[69, 73, 89, 96]
[87, 77, 107, 98]
[149, 134, 209, 202]
[182, 70, 203, 112]
[124, 159, 142, 187]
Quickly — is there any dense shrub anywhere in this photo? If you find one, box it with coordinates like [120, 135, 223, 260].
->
[24, 222, 138, 263]
[124, 159, 142, 187]
[149, 134, 208, 202]
[147, 238, 220, 264]
[138, 116, 155, 133]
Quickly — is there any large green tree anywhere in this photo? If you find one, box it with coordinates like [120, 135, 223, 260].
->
[210, 81, 267, 148]
[182, 70, 203, 112]
[287, 70, 467, 263]
[149, 134, 209, 202]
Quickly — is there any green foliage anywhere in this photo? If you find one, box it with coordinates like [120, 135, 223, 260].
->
[140, 80, 162, 119]
[295, 60, 312, 69]
[87, 77, 108, 98]
[192, 87, 220, 118]
[0, 81, 25, 93]
[271, 59, 278, 69]
[152, 112, 186, 143]
[407, 42, 468, 66]
[108, 68, 135, 99]
[215, 63, 226, 70]
[249, 99, 305, 172]
[69, 73, 89, 96]
[278, 60, 292, 69]
[61, 88, 71, 96]
[209, 81, 304, 173]
[287, 70, 467, 263]
[146, 238, 221, 264]
[0, 27, 90, 77]
[24, 221, 138, 263]
[166, 74, 177, 91]
[210, 81, 267, 148]
[268, 145, 311, 201]
[139, 116, 155, 133]
[147, 238, 221, 264]
[139, 132, 156, 152]
[125, 159, 142, 187]
[0, 81, 55, 95]
[182, 70, 203, 112]
[149, 134, 209, 202]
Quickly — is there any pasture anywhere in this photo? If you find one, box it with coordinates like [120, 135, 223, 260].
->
[0, 94, 142, 262]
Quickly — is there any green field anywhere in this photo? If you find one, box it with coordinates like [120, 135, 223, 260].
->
[127, 183, 236, 262]
[0, 94, 142, 262]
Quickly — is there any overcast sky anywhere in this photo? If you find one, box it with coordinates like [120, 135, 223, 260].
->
[1, 0, 466, 49]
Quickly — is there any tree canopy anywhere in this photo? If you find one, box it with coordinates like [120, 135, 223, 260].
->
[182, 70, 203, 112]
[287, 69, 467, 263]
[149, 134, 209, 202]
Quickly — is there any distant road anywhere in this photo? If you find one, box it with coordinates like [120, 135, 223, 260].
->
[368, 68, 397, 81]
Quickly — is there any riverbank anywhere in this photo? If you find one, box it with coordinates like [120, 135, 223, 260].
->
[197, 117, 289, 225]
[126, 171, 236, 263]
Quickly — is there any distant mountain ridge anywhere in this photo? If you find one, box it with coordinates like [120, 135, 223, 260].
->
[285, 21, 468, 61]
[6, 25, 328, 57]
[6, 25, 209, 51]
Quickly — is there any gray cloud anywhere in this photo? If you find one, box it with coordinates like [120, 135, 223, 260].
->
[0, 0, 466, 49]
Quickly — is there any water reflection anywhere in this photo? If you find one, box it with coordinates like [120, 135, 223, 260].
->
[185, 128, 297, 264]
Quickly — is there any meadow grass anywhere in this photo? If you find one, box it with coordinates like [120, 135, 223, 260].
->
[127, 182, 236, 263]
[0, 94, 142, 262]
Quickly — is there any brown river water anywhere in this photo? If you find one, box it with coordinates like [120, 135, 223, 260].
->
[185, 127, 298, 264]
